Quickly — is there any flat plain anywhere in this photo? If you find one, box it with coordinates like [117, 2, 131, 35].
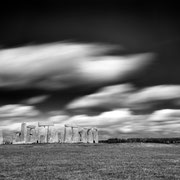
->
[0, 143, 180, 180]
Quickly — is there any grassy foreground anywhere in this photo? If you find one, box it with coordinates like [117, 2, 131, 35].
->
[0, 143, 180, 180]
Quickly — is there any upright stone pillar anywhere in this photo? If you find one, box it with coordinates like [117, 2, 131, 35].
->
[38, 122, 54, 143]
[58, 132, 62, 143]
[72, 127, 79, 142]
[40, 135, 46, 143]
[64, 125, 73, 143]
[27, 125, 36, 143]
[78, 128, 87, 143]
[21, 123, 27, 142]
[14, 131, 21, 143]
[92, 128, 98, 143]
[0, 129, 3, 145]
[87, 128, 93, 143]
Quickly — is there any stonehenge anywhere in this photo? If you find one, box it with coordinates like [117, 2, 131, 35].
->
[0, 122, 99, 145]
[64, 124, 99, 143]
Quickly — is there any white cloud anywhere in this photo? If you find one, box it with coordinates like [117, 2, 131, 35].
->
[21, 95, 50, 104]
[128, 85, 180, 104]
[148, 109, 180, 122]
[0, 42, 155, 90]
[60, 109, 134, 131]
[0, 104, 40, 118]
[67, 84, 180, 114]
[67, 83, 135, 109]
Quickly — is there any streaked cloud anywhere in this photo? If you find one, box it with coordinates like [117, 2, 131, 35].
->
[0, 104, 40, 118]
[0, 42, 155, 90]
[128, 85, 180, 104]
[67, 84, 180, 114]
[21, 95, 50, 104]
[67, 83, 135, 110]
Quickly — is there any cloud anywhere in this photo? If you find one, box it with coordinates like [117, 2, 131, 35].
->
[67, 83, 135, 110]
[0, 42, 155, 90]
[21, 95, 50, 104]
[0, 104, 40, 118]
[127, 85, 180, 104]
[147, 109, 180, 133]
[63, 108, 180, 136]
[67, 84, 180, 115]
[59, 109, 139, 132]
[148, 109, 180, 122]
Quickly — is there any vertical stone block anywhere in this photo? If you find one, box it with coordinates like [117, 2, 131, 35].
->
[38, 126, 47, 143]
[0, 130, 3, 145]
[21, 123, 27, 142]
[72, 127, 79, 142]
[92, 128, 98, 143]
[87, 128, 93, 143]
[58, 132, 62, 143]
[40, 135, 45, 143]
[64, 126, 72, 143]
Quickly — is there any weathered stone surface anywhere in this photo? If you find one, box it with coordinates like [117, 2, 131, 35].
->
[38, 121, 54, 127]
[26, 125, 37, 143]
[87, 128, 93, 143]
[13, 131, 21, 143]
[38, 126, 47, 143]
[0, 130, 3, 144]
[78, 128, 87, 143]
[58, 132, 62, 143]
[40, 135, 46, 143]
[72, 127, 79, 142]
[21, 123, 27, 142]
[64, 126, 72, 143]
[92, 128, 98, 143]
[0, 122, 99, 145]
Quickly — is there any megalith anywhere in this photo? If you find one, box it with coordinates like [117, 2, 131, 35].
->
[58, 132, 62, 143]
[78, 128, 87, 143]
[38, 122, 54, 143]
[71, 127, 79, 142]
[92, 128, 98, 143]
[64, 125, 73, 143]
[40, 135, 46, 143]
[21, 123, 27, 142]
[0, 130, 3, 145]
[27, 125, 36, 143]
[13, 131, 21, 143]
[87, 128, 93, 143]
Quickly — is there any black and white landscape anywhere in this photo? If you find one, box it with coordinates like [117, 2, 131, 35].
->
[0, 1, 180, 179]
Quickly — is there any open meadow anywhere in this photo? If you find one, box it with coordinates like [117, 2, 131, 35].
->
[0, 143, 180, 180]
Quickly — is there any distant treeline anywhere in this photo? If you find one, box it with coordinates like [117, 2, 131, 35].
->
[99, 138, 180, 144]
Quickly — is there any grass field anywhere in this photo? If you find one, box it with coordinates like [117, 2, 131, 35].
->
[0, 143, 180, 180]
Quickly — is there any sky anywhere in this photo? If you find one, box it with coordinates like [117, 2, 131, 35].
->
[0, 1, 180, 139]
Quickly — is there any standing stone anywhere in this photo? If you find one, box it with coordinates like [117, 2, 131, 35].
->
[40, 135, 46, 143]
[49, 128, 58, 143]
[14, 131, 21, 143]
[87, 128, 93, 143]
[27, 125, 36, 143]
[64, 126, 72, 143]
[0, 130, 3, 145]
[38, 126, 46, 143]
[92, 128, 98, 143]
[72, 127, 79, 142]
[21, 123, 27, 142]
[78, 128, 87, 143]
[38, 122, 54, 143]
[58, 132, 62, 143]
